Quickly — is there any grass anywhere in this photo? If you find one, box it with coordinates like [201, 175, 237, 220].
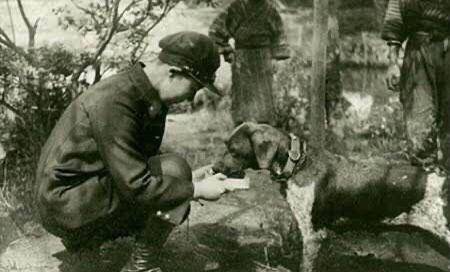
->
[162, 106, 234, 169]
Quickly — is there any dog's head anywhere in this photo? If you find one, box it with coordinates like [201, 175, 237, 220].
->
[213, 122, 306, 178]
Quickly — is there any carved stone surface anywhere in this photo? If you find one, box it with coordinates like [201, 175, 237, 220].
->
[0, 170, 300, 272]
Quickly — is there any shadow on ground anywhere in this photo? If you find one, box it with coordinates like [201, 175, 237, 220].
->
[45, 217, 450, 272]
[47, 219, 300, 272]
[1, 170, 449, 272]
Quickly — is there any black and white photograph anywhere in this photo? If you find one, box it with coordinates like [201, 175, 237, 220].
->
[0, 0, 449, 271]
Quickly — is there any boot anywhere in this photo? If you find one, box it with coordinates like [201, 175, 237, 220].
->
[120, 239, 163, 272]
[121, 217, 174, 272]
[63, 246, 106, 272]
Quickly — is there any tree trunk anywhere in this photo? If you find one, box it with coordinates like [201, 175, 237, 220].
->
[93, 62, 102, 84]
[324, 1, 342, 126]
[308, 0, 328, 154]
[286, 1, 329, 272]
[230, 49, 277, 127]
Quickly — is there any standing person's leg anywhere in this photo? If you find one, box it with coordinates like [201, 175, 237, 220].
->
[439, 122, 450, 228]
[439, 97, 450, 229]
[400, 40, 439, 170]
[436, 39, 450, 227]
[121, 153, 192, 272]
[231, 49, 246, 127]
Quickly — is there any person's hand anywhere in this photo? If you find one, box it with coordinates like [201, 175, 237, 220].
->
[193, 173, 227, 201]
[386, 44, 402, 92]
[386, 63, 401, 92]
[224, 52, 235, 63]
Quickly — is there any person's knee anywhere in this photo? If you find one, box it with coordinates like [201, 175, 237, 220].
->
[149, 153, 192, 182]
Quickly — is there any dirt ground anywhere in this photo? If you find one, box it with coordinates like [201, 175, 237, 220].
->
[1, 110, 450, 272]
[0, 190, 294, 272]
[0, 110, 299, 272]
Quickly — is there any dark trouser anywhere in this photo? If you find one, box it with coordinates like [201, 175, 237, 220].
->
[60, 153, 191, 252]
[61, 216, 174, 272]
[401, 32, 450, 225]
[401, 33, 450, 172]
[60, 202, 175, 252]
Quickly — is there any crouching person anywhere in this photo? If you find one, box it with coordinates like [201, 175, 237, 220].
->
[35, 31, 226, 272]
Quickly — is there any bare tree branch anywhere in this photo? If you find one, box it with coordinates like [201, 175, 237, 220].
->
[131, 0, 177, 61]
[16, 0, 32, 31]
[94, 0, 120, 63]
[71, 0, 179, 84]
[0, 28, 15, 47]
[71, 0, 121, 84]
[116, 0, 153, 33]
[69, 0, 92, 14]
[69, 0, 101, 27]
[0, 27, 32, 62]
[118, 0, 141, 21]
[0, 101, 23, 120]
[16, 0, 39, 48]
[33, 18, 40, 30]
[134, 42, 150, 62]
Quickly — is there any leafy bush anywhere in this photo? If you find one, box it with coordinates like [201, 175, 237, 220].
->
[1, 45, 75, 159]
[0, 0, 193, 220]
[0, 44, 78, 218]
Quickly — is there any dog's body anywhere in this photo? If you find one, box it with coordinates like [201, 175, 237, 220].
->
[213, 122, 450, 271]
[213, 122, 297, 178]
[213, 122, 438, 226]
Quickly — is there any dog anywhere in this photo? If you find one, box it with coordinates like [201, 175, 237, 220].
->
[212, 122, 307, 180]
[212, 122, 450, 271]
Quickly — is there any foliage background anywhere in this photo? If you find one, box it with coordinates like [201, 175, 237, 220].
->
[0, 0, 403, 225]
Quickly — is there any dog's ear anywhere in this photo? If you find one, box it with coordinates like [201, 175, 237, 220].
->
[226, 122, 255, 161]
[226, 122, 283, 170]
[249, 124, 281, 169]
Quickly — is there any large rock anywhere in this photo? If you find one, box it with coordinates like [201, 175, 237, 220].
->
[0, 170, 300, 272]
[287, 154, 450, 272]
[316, 229, 450, 272]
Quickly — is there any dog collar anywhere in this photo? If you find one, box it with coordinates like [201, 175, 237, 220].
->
[281, 133, 303, 178]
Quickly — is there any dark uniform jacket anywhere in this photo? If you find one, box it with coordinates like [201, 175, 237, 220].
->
[382, 0, 450, 43]
[208, 0, 290, 59]
[382, 0, 450, 170]
[35, 64, 194, 236]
